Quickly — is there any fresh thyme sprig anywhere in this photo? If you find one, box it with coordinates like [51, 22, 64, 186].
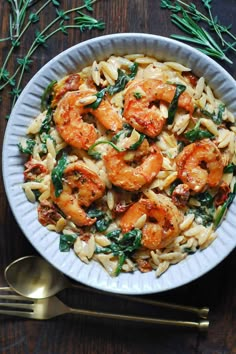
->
[0, 0, 31, 42]
[161, 0, 236, 64]
[0, 0, 105, 118]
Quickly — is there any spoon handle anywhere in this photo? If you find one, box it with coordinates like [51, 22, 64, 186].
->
[68, 306, 209, 331]
[71, 283, 209, 319]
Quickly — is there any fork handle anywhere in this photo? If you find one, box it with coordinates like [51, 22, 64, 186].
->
[68, 307, 209, 331]
[71, 283, 209, 319]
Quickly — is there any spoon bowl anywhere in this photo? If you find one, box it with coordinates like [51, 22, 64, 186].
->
[5, 255, 70, 299]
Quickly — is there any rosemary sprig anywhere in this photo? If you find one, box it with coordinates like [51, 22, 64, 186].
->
[161, 0, 236, 64]
[0, 0, 105, 118]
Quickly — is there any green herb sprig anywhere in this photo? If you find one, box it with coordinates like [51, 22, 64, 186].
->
[0, 0, 105, 118]
[161, 0, 236, 64]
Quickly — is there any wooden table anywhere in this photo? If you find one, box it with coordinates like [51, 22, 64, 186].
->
[0, 1, 236, 353]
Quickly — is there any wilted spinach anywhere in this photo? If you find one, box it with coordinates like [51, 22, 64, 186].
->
[41, 80, 57, 112]
[167, 84, 186, 125]
[185, 120, 213, 142]
[95, 228, 142, 275]
[87, 208, 111, 232]
[18, 138, 36, 154]
[201, 103, 225, 125]
[59, 233, 77, 252]
[214, 183, 236, 228]
[51, 153, 68, 197]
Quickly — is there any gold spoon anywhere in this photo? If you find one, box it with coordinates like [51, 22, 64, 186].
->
[4, 255, 209, 319]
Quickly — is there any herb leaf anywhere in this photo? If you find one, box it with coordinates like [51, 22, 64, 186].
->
[167, 84, 186, 125]
[59, 233, 77, 252]
[95, 228, 142, 276]
[185, 120, 213, 142]
[18, 138, 36, 154]
[41, 80, 57, 112]
[107, 63, 138, 96]
[214, 183, 236, 228]
[51, 153, 68, 197]
[87, 208, 111, 232]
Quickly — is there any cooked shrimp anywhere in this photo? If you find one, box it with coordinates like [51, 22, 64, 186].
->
[51, 162, 105, 226]
[120, 194, 182, 250]
[53, 90, 122, 150]
[176, 139, 224, 192]
[123, 79, 194, 138]
[103, 139, 163, 191]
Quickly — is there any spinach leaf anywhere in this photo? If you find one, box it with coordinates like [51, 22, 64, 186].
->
[95, 228, 142, 276]
[59, 233, 77, 252]
[41, 80, 57, 111]
[87, 208, 111, 232]
[40, 107, 53, 133]
[185, 120, 213, 142]
[196, 191, 214, 207]
[112, 124, 133, 143]
[111, 123, 146, 150]
[188, 206, 214, 226]
[86, 63, 138, 109]
[167, 84, 186, 125]
[86, 88, 107, 109]
[88, 140, 124, 160]
[51, 153, 68, 197]
[107, 63, 138, 96]
[129, 133, 145, 150]
[224, 163, 236, 174]
[18, 138, 36, 154]
[105, 229, 121, 241]
[96, 214, 111, 232]
[214, 183, 236, 228]
[201, 103, 225, 125]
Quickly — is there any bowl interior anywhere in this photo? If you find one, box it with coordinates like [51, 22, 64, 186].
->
[2, 33, 236, 294]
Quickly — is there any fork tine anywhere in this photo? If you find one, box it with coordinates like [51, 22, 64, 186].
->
[0, 287, 34, 311]
[0, 302, 33, 310]
[0, 309, 35, 319]
[0, 294, 32, 301]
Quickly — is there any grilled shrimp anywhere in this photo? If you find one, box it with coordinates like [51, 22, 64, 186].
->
[51, 162, 105, 226]
[123, 79, 194, 137]
[53, 90, 122, 150]
[176, 139, 224, 192]
[103, 139, 163, 191]
[120, 194, 182, 250]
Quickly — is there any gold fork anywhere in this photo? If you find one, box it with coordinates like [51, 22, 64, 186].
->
[0, 288, 209, 331]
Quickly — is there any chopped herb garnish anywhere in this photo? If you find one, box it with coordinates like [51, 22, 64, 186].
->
[51, 153, 68, 197]
[133, 92, 142, 99]
[167, 84, 186, 125]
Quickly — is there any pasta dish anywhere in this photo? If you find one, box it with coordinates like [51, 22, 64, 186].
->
[19, 54, 236, 277]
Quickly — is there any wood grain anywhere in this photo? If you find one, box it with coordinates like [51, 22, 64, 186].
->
[0, 1, 236, 353]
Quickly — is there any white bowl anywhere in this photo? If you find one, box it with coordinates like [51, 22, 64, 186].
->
[3, 33, 236, 294]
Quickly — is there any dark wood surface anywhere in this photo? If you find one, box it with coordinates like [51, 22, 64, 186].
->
[0, 1, 236, 353]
